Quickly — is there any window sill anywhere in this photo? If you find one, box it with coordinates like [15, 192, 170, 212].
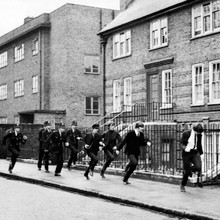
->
[84, 72, 100, 75]
[149, 44, 168, 51]
[85, 114, 100, 116]
[190, 103, 205, 107]
[190, 30, 220, 41]
[112, 53, 131, 61]
[207, 102, 220, 106]
[160, 105, 173, 110]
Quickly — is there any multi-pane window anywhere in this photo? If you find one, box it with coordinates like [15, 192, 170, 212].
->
[32, 75, 38, 93]
[32, 38, 39, 55]
[0, 117, 7, 124]
[0, 51, 7, 68]
[85, 97, 100, 115]
[0, 84, 7, 100]
[14, 44, 24, 62]
[113, 80, 121, 112]
[209, 60, 220, 103]
[192, 1, 220, 37]
[113, 30, 131, 59]
[192, 64, 204, 105]
[14, 79, 24, 97]
[150, 17, 168, 49]
[84, 55, 99, 74]
[162, 70, 172, 108]
[124, 77, 132, 111]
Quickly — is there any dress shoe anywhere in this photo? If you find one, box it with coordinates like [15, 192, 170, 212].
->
[196, 182, 203, 188]
[123, 179, 131, 184]
[180, 184, 186, 192]
[67, 166, 71, 170]
[45, 170, 50, 173]
[8, 168, 12, 174]
[38, 168, 41, 171]
[100, 173, 105, 178]
[84, 173, 90, 180]
[90, 170, 94, 176]
[55, 173, 61, 176]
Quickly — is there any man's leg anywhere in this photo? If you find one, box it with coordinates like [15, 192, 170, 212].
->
[191, 152, 202, 187]
[181, 152, 192, 191]
[37, 148, 44, 170]
[9, 149, 19, 173]
[44, 151, 50, 172]
[55, 154, 63, 175]
[67, 150, 74, 169]
[101, 150, 114, 177]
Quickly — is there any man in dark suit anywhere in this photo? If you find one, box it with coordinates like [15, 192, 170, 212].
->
[83, 123, 105, 180]
[100, 121, 122, 178]
[41, 121, 52, 173]
[37, 122, 46, 170]
[65, 120, 82, 170]
[118, 122, 151, 184]
[4, 125, 27, 173]
[180, 123, 204, 192]
[45, 123, 66, 176]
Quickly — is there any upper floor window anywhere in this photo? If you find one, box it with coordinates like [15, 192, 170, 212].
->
[113, 79, 121, 112]
[0, 117, 7, 124]
[14, 79, 24, 97]
[32, 75, 38, 93]
[0, 51, 7, 68]
[150, 17, 168, 49]
[32, 38, 39, 55]
[192, 64, 204, 105]
[85, 97, 100, 115]
[124, 77, 132, 111]
[209, 60, 220, 104]
[14, 44, 24, 62]
[162, 69, 172, 108]
[192, 1, 220, 37]
[0, 84, 7, 100]
[84, 55, 100, 74]
[113, 30, 131, 59]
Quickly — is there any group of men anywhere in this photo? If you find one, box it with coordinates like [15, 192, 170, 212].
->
[2, 119, 204, 190]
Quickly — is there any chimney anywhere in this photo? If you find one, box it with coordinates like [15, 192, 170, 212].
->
[120, 0, 134, 11]
[24, 17, 34, 24]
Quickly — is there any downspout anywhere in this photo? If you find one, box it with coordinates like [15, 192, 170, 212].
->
[39, 29, 42, 110]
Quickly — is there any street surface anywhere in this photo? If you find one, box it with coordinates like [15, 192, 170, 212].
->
[0, 177, 188, 220]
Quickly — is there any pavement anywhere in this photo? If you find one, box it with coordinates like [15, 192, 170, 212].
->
[0, 159, 219, 220]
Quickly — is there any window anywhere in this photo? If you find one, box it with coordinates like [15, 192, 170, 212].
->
[209, 60, 220, 103]
[192, 1, 220, 37]
[84, 55, 99, 74]
[32, 38, 39, 55]
[0, 84, 7, 100]
[150, 17, 168, 49]
[85, 97, 100, 115]
[0, 51, 7, 68]
[192, 64, 204, 105]
[0, 117, 7, 124]
[162, 70, 172, 108]
[113, 80, 121, 112]
[14, 79, 24, 97]
[14, 44, 24, 62]
[124, 77, 132, 111]
[113, 30, 131, 59]
[32, 75, 38, 93]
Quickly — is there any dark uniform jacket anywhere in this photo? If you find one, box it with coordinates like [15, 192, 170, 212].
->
[38, 128, 45, 149]
[6, 131, 26, 152]
[65, 128, 82, 152]
[42, 129, 53, 150]
[118, 130, 148, 156]
[84, 133, 102, 154]
[102, 130, 122, 152]
[46, 130, 66, 154]
[180, 130, 203, 155]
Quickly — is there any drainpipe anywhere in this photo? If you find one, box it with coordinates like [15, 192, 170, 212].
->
[39, 29, 42, 110]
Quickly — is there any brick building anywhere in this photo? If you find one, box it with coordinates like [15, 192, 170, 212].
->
[0, 3, 117, 127]
[99, 0, 220, 126]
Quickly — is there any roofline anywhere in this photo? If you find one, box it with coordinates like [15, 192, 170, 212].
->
[99, 0, 199, 36]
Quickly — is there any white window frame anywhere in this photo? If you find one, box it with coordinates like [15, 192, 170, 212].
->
[162, 69, 172, 108]
[85, 97, 100, 115]
[14, 79, 24, 97]
[209, 59, 220, 104]
[0, 84, 7, 100]
[32, 75, 38, 94]
[84, 55, 100, 74]
[124, 77, 132, 111]
[192, 1, 220, 37]
[0, 51, 7, 68]
[150, 17, 168, 49]
[0, 117, 7, 124]
[113, 80, 121, 112]
[14, 44, 24, 62]
[113, 30, 131, 59]
[32, 38, 39, 55]
[192, 64, 204, 105]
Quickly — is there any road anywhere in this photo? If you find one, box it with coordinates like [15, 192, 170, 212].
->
[0, 177, 189, 220]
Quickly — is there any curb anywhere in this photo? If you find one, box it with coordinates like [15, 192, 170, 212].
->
[0, 171, 215, 220]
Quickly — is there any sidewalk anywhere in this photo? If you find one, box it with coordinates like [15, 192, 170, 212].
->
[0, 159, 219, 220]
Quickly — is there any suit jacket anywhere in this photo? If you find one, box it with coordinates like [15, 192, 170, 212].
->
[84, 133, 102, 154]
[6, 131, 26, 152]
[38, 128, 45, 149]
[42, 129, 53, 150]
[180, 130, 203, 155]
[102, 130, 122, 151]
[65, 128, 82, 152]
[118, 130, 148, 156]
